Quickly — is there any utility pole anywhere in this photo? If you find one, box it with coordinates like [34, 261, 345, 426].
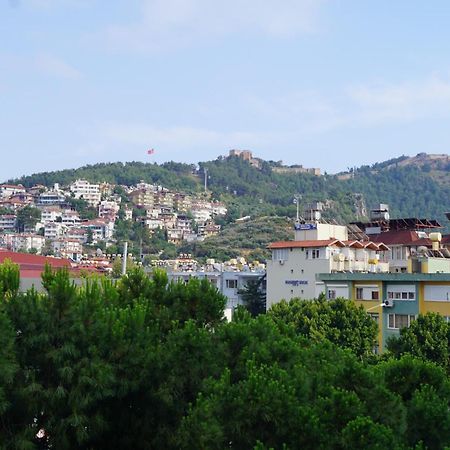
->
[293, 194, 302, 222]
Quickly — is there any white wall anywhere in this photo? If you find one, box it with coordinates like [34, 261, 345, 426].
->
[266, 247, 331, 308]
[424, 285, 450, 302]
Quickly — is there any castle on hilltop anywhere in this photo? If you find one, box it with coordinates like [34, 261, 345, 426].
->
[228, 149, 321, 176]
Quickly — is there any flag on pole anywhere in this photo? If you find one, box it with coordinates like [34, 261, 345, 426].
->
[147, 148, 155, 155]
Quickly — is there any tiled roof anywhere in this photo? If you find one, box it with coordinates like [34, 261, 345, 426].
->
[268, 239, 390, 251]
[370, 230, 421, 245]
[268, 239, 346, 249]
[0, 250, 71, 269]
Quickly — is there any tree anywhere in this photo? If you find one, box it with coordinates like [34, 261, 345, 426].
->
[269, 297, 378, 358]
[238, 277, 266, 316]
[386, 313, 450, 371]
[111, 255, 136, 278]
[16, 205, 41, 232]
[378, 356, 450, 449]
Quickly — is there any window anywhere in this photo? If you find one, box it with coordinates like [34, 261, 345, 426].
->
[356, 288, 363, 300]
[327, 289, 336, 299]
[388, 314, 416, 329]
[273, 248, 288, 262]
[226, 279, 238, 289]
[371, 291, 379, 300]
[387, 290, 415, 301]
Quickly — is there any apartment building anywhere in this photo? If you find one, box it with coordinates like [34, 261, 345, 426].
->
[318, 251, 450, 351]
[0, 214, 17, 231]
[37, 189, 66, 206]
[0, 184, 26, 199]
[51, 238, 83, 261]
[3, 233, 46, 254]
[70, 179, 101, 207]
[266, 222, 390, 308]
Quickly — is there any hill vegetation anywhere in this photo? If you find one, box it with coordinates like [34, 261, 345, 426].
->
[180, 216, 293, 262]
[8, 153, 450, 253]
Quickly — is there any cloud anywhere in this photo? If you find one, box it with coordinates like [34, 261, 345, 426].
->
[35, 53, 82, 79]
[245, 74, 450, 134]
[100, 0, 325, 52]
[347, 75, 450, 124]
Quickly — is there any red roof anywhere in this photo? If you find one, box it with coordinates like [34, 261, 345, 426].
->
[268, 239, 346, 249]
[0, 250, 71, 270]
[370, 230, 421, 246]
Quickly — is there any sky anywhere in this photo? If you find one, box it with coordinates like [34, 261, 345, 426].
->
[2, 0, 450, 181]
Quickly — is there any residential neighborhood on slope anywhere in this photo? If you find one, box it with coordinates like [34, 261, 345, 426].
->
[0, 179, 227, 264]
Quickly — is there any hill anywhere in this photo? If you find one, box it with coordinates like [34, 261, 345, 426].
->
[7, 153, 450, 250]
[179, 216, 294, 261]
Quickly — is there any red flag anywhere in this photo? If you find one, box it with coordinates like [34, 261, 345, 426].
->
[147, 148, 155, 155]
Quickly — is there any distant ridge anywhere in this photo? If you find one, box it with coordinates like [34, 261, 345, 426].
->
[5, 153, 450, 230]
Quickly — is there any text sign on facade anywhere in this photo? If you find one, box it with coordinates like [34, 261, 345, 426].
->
[285, 280, 309, 286]
[294, 223, 317, 231]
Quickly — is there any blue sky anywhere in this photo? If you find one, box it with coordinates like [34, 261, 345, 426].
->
[2, 0, 450, 181]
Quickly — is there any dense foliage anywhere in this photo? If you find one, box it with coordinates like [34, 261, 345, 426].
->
[9, 161, 200, 194]
[1, 261, 450, 449]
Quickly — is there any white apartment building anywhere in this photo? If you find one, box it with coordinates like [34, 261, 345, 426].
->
[145, 218, 164, 230]
[4, 233, 46, 254]
[98, 200, 120, 218]
[266, 222, 390, 308]
[66, 228, 88, 244]
[80, 219, 114, 242]
[191, 207, 212, 223]
[0, 214, 17, 231]
[44, 222, 67, 239]
[0, 184, 25, 199]
[38, 190, 66, 206]
[51, 238, 83, 261]
[40, 207, 62, 224]
[70, 179, 101, 207]
[61, 210, 81, 226]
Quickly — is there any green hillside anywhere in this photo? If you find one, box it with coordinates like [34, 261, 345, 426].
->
[9, 153, 450, 234]
[179, 216, 294, 262]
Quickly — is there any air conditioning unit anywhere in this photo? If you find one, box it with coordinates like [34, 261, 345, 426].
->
[383, 299, 394, 308]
